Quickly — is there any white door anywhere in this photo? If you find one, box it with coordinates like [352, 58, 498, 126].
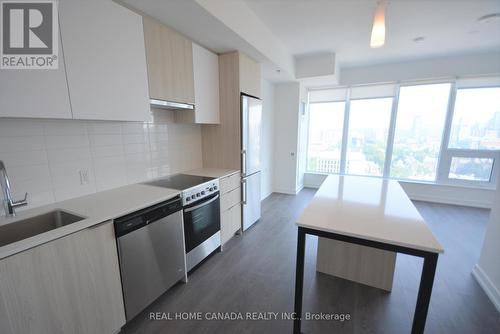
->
[241, 95, 262, 176]
[242, 171, 261, 231]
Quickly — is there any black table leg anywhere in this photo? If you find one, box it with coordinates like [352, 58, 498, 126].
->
[411, 252, 438, 334]
[293, 227, 306, 334]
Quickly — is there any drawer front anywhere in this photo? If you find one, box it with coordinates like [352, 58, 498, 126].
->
[219, 172, 240, 194]
[220, 186, 241, 212]
[220, 203, 241, 245]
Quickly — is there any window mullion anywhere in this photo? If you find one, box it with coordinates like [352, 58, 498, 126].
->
[383, 83, 400, 178]
[339, 90, 351, 174]
[436, 82, 457, 183]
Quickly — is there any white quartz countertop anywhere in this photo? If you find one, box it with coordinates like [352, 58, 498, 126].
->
[184, 168, 240, 179]
[296, 175, 444, 254]
[0, 184, 180, 260]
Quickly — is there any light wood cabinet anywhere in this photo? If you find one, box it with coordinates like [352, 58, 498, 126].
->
[239, 52, 261, 98]
[221, 203, 242, 245]
[59, 0, 150, 121]
[202, 51, 260, 169]
[220, 172, 241, 195]
[0, 33, 72, 119]
[0, 221, 125, 334]
[143, 16, 195, 105]
[219, 172, 242, 246]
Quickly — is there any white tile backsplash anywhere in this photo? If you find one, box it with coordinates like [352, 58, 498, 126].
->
[0, 118, 203, 214]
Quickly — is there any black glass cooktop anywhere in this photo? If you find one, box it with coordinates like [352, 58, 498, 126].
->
[143, 174, 215, 190]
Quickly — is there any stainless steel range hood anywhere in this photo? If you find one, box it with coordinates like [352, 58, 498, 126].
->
[150, 98, 194, 110]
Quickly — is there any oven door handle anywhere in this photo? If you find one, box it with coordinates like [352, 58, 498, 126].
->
[184, 194, 220, 213]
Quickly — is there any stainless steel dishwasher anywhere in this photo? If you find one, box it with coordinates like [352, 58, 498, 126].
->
[114, 196, 185, 322]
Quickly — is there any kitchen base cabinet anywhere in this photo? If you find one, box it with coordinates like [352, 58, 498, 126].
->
[221, 203, 242, 246]
[0, 221, 125, 334]
[219, 172, 242, 246]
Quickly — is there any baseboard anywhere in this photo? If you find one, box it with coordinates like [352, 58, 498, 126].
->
[260, 191, 273, 201]
[472, 264, 500, 313]
[272, 187, 297, 195]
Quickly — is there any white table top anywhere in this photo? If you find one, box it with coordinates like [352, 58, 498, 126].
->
[296, 175, 444, 254]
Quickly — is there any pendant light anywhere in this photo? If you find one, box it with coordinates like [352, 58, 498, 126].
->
[370, 1, 386, 48]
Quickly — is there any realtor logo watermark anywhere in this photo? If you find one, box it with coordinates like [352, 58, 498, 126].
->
[1, 0, 58, 69]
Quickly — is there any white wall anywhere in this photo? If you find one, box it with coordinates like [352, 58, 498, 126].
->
[273, 82, 301, 194]
[0, 113, 202, 215]
[260, 79, 275, 200]
[296, 84, 309, 191]
[473, 177, 500, 312]
[339, 51, 500, 86]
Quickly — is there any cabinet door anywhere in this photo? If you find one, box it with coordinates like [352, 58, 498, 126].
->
[0, 33, 71, 119]
[0, 221, 125, 334]
[221, 203, 242, 246]
[193, 43, 220, 124]
[239, 52, 261, 98]
[59, 0, 150, 121]
[143, 17, 195, 104]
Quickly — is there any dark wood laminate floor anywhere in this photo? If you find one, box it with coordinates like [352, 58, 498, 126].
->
[120, 189, 500, 334]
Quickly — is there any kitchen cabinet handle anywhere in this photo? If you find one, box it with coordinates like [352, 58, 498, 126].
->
[184, 194, 220, 213]
[241, 149, 247, 176]
[242, 179, 247, 205]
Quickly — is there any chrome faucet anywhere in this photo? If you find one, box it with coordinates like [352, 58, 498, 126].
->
[0, 160, 28, 216]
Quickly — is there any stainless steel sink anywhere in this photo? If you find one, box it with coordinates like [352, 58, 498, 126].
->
[0, 210, 85, 247]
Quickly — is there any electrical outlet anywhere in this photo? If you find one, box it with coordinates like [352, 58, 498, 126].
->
[79, 169, 90, 185]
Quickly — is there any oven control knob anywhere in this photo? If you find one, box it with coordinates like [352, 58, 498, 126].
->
[213, 186, 218, 190]
[191, 195, 196, 199]
[201, 191, 206, 195]
[196, 193, 201, 197]
[209, 187, 213, 192]
[186, 197, 190, 202]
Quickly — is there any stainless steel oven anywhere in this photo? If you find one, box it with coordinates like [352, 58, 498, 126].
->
[183, 192, 220, 271]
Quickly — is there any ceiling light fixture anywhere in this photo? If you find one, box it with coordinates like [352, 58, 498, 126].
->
[370, 1, 387, 48]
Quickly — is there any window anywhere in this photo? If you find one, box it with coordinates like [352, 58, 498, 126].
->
[448, 157, 494, 182]
[390, 83, 451, 181]
[305, 78, 499, 187]
[306, 102, 345, 173]
[449, 87, 500, 150]
[346, 98, 392, 176]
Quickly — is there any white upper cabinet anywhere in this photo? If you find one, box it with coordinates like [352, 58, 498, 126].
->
[192, 43, 220, 124]
[59, 0, 150, 121]
[0, 33, 72, 119]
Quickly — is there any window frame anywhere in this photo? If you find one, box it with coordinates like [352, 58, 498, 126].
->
[305, 99, 347, 175]
[436, 83, 500, 188]
[437, 149, 499, 187]
[344, 96, 395, 177]
[304, 77, 500, 189]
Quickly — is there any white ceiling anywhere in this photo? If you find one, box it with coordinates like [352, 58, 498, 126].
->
[244, 0, 500, 67]
[118, 0, 500, 83]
